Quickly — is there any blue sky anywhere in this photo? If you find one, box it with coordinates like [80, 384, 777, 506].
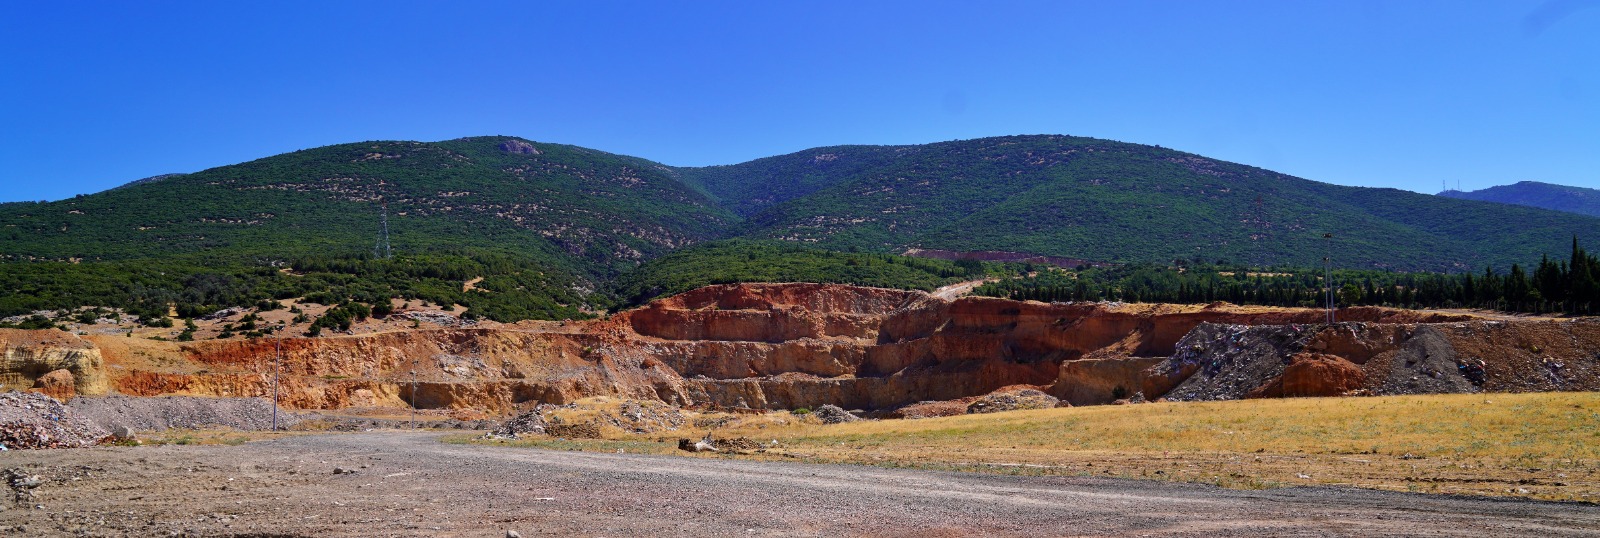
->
[1, 1, 1595, 203]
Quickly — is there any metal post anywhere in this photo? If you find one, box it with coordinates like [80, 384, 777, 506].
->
[1323, 233, 1334, 324]
[410, 368, 418, 429]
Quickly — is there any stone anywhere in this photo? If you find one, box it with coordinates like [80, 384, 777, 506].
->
[31, 369, 77, 400]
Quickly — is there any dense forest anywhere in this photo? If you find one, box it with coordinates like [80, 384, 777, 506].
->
[0, 251, 595, 328]
[975, 238, 1600, 315]
[0, 240, 985, 330]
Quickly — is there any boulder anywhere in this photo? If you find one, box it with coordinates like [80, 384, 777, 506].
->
[30, 369, 76, 400]
[1247, 353, 1366, 398]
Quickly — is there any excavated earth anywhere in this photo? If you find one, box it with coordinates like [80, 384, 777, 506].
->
[4, 283, 1599, 416]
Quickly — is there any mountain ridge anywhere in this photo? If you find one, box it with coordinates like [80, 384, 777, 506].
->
[1438, 180, 1600, 218]
[3, 134, 1596, 277]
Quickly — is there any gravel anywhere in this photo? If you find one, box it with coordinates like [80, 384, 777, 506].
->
[3, 432, 1598, 536]
[66, 395, 298, 433]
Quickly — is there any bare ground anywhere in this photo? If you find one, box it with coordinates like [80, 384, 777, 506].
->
[2, 432, 1598, 537]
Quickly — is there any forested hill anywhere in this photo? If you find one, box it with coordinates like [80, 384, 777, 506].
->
[674, 135, 1600, 272]
[4, 134, 1599, 325]
[1438, 181, 1600, 218]
[0, 136, 737, 277]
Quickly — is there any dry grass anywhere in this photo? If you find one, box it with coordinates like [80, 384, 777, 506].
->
[474, 392, 1600, 502]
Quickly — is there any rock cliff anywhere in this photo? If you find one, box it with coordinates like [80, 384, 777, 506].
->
[1, 329, 108, 398]
[3, 284, 1595, 414]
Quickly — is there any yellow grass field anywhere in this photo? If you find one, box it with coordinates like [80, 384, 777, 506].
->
[473, 392, 1600, 502]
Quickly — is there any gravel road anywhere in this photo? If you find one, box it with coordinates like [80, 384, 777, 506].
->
[2, 432, 1598, 537]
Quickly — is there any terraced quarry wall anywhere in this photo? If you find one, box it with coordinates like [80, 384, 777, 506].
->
[3, 283, 1597, 414]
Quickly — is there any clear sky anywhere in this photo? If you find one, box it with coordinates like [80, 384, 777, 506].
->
[1, 1, 1596, 203]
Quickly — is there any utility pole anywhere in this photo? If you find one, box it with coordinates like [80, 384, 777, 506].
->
[1324, 233, 1335, 324]
[272, 334, 281, 432]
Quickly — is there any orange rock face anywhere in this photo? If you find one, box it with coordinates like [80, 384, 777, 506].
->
[1248, 353, 1367, 398]
[6, 283, 1595, 414]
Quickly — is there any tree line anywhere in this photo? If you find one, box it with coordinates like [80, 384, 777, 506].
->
[977, 238, 1600, 315]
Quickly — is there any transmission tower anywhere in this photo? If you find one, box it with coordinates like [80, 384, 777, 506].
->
[374, 181, 392, 259]
[374, 201, 392, 259]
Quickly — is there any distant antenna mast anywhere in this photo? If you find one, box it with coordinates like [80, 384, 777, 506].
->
[1323, 232, 1335, 324]
[374, 182, 392, 259]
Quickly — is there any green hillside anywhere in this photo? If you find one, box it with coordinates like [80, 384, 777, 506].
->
[678, 135, 1599, 272]
[0, 136, 737, 321]
[1439, 181, 1600, 218]
[0, 136, 734, 272]
[4, 134, 1599, 325]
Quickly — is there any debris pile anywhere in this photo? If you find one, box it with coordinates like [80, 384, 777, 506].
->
[0, 391, 108, 449]
[811, 404, 860, 424]
[487, 408, 549, 438]
[1367, 326, 1477, 395]
[679, 432, 718, 452]
[886, 399, 974, 419]
[966, 388, 1061, 414]
[1150, 324, 1314, 401]
[603, 400, 685, 433]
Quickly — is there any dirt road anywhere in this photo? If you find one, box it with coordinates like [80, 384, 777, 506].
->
[931, 279, 992, 300]
[2, 432, 1597, 537]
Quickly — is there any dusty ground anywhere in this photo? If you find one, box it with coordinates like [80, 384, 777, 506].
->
[2, 432, 1599, 537]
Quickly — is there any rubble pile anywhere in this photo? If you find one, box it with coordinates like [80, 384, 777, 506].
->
[1367, 326, 1478, 395]
[0, 391, 108, 449]
[1150, 324, 1315, 401]
[966, 388, 1061, 414]
[488, 408, 549, 438]
[885, 399, 974, 419]
[812, 404, 860, 424]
